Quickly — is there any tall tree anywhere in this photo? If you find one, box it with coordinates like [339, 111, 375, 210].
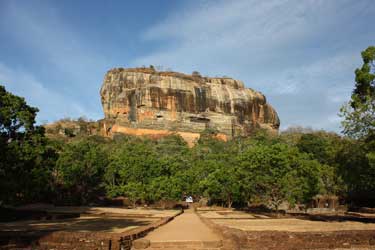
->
[0, 86, 38, 139]
[339, 46, 375, 206]
[353, 46, 375, 103]
[341, 46, 375, 139]
[238, 143, 321, 211]
[0, 85, 54, 204]
[55, 138, 108, 205]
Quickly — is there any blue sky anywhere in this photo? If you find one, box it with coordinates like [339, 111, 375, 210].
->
[1, 0, 374, 132]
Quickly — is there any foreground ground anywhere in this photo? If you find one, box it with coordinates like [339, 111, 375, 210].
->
[1, 215, 157, 233]
[1, 206, 375, 250]
[145, 209, 219, 241]
[129, 209, 223, 250]
[197, 208, 375, 250]
[0, 206, 182, 250]
[0, 206, 179, 234]
[198, 209, 375, 232]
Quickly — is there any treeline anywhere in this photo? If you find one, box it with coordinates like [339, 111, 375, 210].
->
[0, 97, 373, 208]
[43, 128, 375, 208]
[1, 46, 374, 209]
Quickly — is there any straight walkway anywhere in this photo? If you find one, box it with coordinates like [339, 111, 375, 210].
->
[145, 209, 220, 242]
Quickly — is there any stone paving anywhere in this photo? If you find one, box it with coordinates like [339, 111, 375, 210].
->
[133, 209, 223, 250]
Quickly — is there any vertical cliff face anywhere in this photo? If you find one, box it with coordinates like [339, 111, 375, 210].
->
[100, 67, 280, 143]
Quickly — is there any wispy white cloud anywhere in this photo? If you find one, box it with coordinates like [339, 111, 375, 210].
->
[134, 0, 369, 70]
[132, 0, 374, 132]
[0, 63, 98, 123]
[264, 51, 358, 133]
[266, 52, 359, 95]
[1, 2, 108, 82]
[0, 1, 107, 121]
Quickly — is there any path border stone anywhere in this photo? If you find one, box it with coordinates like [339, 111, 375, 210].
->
[197, 210, 241, 250]
[196, 210, 375, 250]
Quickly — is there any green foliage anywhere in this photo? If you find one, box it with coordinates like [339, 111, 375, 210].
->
[317, 164, 345, 196]
[336, 139, 375, 205]
[103, 135, 191, 204]
[341, 46, 375, 139]
[147, 176, 182, 202]
[41, 126, 363, 209]
[341, 95, 375, 139]
[296, 132, 341, 165]
[0, 85, 38, 137]
[55, 137, 109, 204]
[338, 46, 375, 206]
[200, 166, 243, 208]
[238, 143, 321, 210]
[353, 46, 375, 103]
[0, 85, 56, 204]
[198, 127, 220, 143]
[297, 134, 330, 163]
[123, 182, 146, 207]
[64, 127, 75, 137]
[192, 71, 201, 77]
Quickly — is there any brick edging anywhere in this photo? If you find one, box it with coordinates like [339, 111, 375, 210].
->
[196, 210, 240, 250]
[196, 211, 375, 250]
[116, 210, 184, 250]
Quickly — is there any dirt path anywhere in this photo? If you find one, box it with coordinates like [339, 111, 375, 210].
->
[145, 209, 220, 241]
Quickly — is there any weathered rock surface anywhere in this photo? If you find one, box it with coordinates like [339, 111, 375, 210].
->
[44, 118, 99, 138]
[100, 67, 280, 144]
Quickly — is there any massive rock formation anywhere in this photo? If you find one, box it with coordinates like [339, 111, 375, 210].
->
[100, 67, 280, 144]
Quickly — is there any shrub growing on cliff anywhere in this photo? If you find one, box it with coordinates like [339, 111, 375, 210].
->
[192, 71, 201, 77]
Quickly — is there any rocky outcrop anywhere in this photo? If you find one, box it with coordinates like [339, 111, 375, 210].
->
[44, 118, 99, 138]
[100, 67, 279, 144]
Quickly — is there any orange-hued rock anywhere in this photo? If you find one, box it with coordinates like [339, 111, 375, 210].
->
[110, 124, 227, 147]
[44, 118, 100, 138]
[100, 67, 280, 142]
[45, 67, 279, 146]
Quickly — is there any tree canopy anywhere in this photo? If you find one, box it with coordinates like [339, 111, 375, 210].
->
[0, 85, 55, 204]
[341, 46, 375, 140]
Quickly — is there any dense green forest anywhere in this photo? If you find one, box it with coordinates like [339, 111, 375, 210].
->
[1, 46, 374, 209]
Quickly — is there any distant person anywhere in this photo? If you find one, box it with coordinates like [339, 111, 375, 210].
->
[185, 196, 193, 203]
